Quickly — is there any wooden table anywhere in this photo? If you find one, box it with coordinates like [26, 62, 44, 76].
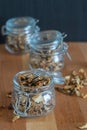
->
[0, 42, 87, 130]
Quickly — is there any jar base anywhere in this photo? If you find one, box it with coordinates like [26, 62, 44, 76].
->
[13, 107, 55, 118]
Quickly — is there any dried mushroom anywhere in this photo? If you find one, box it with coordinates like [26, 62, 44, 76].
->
[7, 91, 12, 98]
[18, 73, 51, 90]
[78, 123, 87, 129]
[12, 115, 20, 122]
[30, 48, 64, 73]
[55, 69, 87, 98]
[6, 34, 29, 53]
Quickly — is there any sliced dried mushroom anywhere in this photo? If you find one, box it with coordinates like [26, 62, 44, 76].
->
[6, 34, 29, 53]
[32, 94, 44, 103]
[81, 94, 87, 99]
[55, 69, 87, 98]
[30, 49, 64, 72]
[78, 123, 87, 129]
[7, 91, 12, 98]
[18, 73, 51, 90]
[12, 115, 20, 122]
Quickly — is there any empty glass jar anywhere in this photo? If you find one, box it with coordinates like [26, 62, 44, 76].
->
[2, 16, 40, 54]
[29, 30, 71, 84]
[12, 69, 55, 117]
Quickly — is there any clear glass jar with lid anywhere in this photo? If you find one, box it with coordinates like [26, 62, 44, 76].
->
[28, 30, 71, 84]
[12, 69, 55, 117]
[2, 16, 40, 54]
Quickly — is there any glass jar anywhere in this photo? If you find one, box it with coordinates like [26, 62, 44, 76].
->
[2, 17, 40, 54]
[29, 30, 71, 84]
[12, 69, 55, 117]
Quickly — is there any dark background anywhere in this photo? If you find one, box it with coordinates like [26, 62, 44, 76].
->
[0, 0, 87, 43]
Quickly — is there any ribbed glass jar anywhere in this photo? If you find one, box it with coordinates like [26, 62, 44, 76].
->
[2, 17, 40, 54]
[29, 30, 70, 84]
[12, 69, 55, 117]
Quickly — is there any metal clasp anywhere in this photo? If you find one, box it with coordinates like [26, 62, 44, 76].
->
[62, 32, 67, 38]
[1, 25, 7, 35]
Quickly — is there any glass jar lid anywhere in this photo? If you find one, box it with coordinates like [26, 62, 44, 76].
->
[29, 30, 66, 51]
[5, 17, 39, 34]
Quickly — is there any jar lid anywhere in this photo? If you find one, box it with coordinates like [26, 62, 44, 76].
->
[29, 30, 66, 51]
[5, 17, 39, 34]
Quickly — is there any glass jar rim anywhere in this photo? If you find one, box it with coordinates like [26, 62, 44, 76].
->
[5, 16, 39, 34]
[30, 42, 68, 55]
[29, 30, 66, 51]
[13, 69, 54, 92]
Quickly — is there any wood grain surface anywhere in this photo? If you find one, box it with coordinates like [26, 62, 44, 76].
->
[0, 42, 87, 130]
